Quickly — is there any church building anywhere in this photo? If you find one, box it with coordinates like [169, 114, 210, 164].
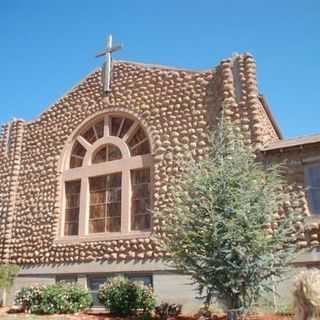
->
[1, 38, 320, 310]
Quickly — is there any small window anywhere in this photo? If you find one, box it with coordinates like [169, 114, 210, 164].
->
[305, 164, 320, 214]
[64, 180, 81, 235]
[56, 274, 78, 284]
[128, 128, 150, 156]
[87, 275, 113, 306]
[70, 141, 86, 168]
[127, 274, 153, 287]
[82, 120, 104, 144]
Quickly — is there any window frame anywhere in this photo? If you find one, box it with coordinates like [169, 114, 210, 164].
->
[57, 113, 153, 242]
[87, 273, 153, 307]
[304, 162, 320, 215]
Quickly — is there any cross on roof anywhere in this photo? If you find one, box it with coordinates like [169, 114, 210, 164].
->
[96, 35, 123, 93]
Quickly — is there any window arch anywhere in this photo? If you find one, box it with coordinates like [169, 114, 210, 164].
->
[61, 114, 153, 239]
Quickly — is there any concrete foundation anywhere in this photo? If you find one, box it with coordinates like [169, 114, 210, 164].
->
[4, 260, 310, 315]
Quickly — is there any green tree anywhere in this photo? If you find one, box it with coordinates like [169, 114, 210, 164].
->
[155, 119, 299, 317]
[0, 264, 19, 306]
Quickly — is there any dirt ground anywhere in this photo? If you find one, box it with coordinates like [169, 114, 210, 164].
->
[0, 308, 294, 320]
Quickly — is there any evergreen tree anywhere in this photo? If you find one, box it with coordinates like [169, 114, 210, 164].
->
[156, 118, 299, 315]
[0, 264, 19, 306]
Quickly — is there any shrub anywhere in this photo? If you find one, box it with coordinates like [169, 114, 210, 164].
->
[15, 286, 43, 312]
[0, 264, 20, 305]
[98, 276, 156, 316]
[15, 283, 92, 314]
[0, 264, 20, 290]
[155, 303, 182, 320]
[293, 269, 320, 320]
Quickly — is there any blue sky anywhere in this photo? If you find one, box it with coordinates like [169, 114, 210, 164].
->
[1, 0, 319, 138]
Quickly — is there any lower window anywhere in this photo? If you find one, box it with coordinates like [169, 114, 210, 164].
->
[127, 274, 152, 287]
[87, 274, 153, 307]
[87, 274, 114, 306]
[56, 274, 78, 284]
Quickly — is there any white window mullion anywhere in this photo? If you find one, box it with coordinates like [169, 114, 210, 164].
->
[78, 177, 89, 236]
[121, 169, 131, 233]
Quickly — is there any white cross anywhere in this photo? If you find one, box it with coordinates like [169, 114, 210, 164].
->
[96, 35, 123, 92]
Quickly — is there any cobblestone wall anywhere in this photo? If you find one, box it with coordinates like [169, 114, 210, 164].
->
[264, 145, 320, 250]
[0, 54, 281, 265]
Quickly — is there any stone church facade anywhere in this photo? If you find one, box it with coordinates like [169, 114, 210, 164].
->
[1, 52, 320, 310]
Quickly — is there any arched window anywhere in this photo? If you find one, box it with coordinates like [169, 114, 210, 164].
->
[61, 114, 153, 239]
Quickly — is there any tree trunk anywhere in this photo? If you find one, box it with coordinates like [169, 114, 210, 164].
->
[227, 309, 241, 320]
[2, 288, 7, 306]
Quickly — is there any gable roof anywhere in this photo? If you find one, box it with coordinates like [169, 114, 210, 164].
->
[258, 95, 283, 139]
[263, 133, 320, 152]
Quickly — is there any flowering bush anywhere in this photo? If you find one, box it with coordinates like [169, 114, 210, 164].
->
[294, 269, 320, 320]
[98, 277, 156, 316]
[15, 283, 92, 314]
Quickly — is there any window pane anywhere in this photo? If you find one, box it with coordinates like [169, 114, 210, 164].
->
[107, 203, 121, 217]
[310, 189, 320, 213]
[95, 120, 104, 139]
[128, 275, 153, 287]
[119, 118, 134, 138]
[132, 168, 150, 185]
[106, 217, 121, 232]
[64, 222, 79, 236]
[90, 191, 106, 204]
[128, 127, 151, 156]
[72, 141, 86, 157]
[111, 117, 123, 136]
[107, 173, 122, 188]
[132, 214, 151, 231]
[308, 166, 320, 187]
[89, 173, 122, 233]
[56, 275, 78, 284]
[92, 144, 122, 164]
[66, 194, 80, 208]
[65, 208, 79, 222]
[70, 156, 83, 168]
[82, 127, 97, 144]
[89, 219, 105, 233]
[90, 176, 107, 191]
[64, 180, 80, 236]
[128, 128, 146, 147]
[107, 144, 122, 161]
[306, 166, 320, 214]
[131, 169, 151, 231]
[88, 276, 108, 307]
[92, 146, 107, 164]
[131, 141, 150, 156]
[106, 189, 121, 202]
[90, 205, 105, 219]
[70, 142, 86, 168]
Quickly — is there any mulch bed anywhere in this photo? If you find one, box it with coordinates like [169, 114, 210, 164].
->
[0, 308, 294, 320]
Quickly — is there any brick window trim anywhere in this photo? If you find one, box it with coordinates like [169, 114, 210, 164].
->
[56, 113, 154, 242]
